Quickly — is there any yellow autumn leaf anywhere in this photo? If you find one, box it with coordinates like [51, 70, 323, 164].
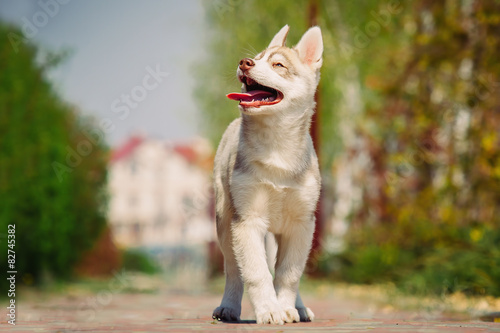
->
[494, 160, 500, 180]
[439, 206, 452, 222]
[481, 132, 497, 153]
[470, 228, 483, 243]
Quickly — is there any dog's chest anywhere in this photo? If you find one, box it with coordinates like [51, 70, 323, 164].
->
[260, 182, 298, 232]
[231, 168, 319, 232]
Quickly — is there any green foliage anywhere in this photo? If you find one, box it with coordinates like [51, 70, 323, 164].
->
[0, 23, 108, 291]
[322, 223, 500, 296]
[198, 0, 499, 296]
[121, 249, 160, 275]
[339, 0, 500, 296]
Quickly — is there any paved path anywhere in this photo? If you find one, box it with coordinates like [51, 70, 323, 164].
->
[2, 273, 499, 332]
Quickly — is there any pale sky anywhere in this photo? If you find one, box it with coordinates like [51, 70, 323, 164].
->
[0, 0, 208, 147]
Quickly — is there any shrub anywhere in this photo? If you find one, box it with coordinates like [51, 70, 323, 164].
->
[0, 23, 108, 292]
[121, 249, 160, 275]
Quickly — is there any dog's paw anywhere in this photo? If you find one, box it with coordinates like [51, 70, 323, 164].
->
[255, 302, 287, 325]
[296, 306, 315, 322]
[283, 307, 300, 323]
[212, 306, 240, 322]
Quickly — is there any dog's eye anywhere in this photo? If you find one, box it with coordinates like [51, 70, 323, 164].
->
[273, 63, 285, 68]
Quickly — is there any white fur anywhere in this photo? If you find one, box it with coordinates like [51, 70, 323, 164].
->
[212, 25, 323, 325]
[268, 24, 289, 48]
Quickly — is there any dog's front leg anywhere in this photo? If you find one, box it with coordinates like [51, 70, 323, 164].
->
[274, 220, 315, 322]
[232, 218, 288, 324]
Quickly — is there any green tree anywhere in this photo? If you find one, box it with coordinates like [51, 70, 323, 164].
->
[325, 0, 500, 296]
[0, 23, 108, 291]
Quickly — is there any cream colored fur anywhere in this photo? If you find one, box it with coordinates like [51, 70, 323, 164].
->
[212, 25, 323, 325]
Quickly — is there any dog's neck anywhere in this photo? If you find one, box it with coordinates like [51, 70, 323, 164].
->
[239, 105, 315, 175]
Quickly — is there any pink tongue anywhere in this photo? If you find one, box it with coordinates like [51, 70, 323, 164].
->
[227, 90, 273, 102]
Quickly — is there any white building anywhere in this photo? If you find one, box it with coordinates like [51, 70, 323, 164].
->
[108, 136, 215, 249]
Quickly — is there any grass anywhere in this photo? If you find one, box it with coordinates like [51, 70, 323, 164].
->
[121, 248, 161, 275]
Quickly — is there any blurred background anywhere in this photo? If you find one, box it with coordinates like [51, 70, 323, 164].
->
[0, 0, 499, 309]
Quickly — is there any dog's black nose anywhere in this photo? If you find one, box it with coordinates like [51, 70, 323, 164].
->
[239, 58, 255, 71]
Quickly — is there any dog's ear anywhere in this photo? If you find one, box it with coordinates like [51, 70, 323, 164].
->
[294, 26, 323, 69]
[268, 25, 289, 48]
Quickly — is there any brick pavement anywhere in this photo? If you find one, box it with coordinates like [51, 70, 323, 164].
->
[2, 273, 499, 332]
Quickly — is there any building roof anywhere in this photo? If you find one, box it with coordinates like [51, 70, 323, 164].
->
[173, 145, 198, 164]
[109, 136, 205, 165]
[110, 136, 144, 163]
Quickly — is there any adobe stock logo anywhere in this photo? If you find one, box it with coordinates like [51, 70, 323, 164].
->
[213, 0, 242, 19]
[8, 0, 72, 53]
[339, 0, 403, 59]
[51, 64, 169, 183]
[110, 65, 170, 120]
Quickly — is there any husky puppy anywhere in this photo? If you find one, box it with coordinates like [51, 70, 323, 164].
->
[212, 25, 323, 325]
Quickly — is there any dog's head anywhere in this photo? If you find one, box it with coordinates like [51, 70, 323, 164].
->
[227, 25, 323, 115]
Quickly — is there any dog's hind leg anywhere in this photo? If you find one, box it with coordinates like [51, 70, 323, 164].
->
[265, 232, 278, 274]
[295, 291, 315, 322]
[212, 212, 243, 322]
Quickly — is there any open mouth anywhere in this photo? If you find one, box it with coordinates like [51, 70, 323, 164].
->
[227, 75, 283, 108]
